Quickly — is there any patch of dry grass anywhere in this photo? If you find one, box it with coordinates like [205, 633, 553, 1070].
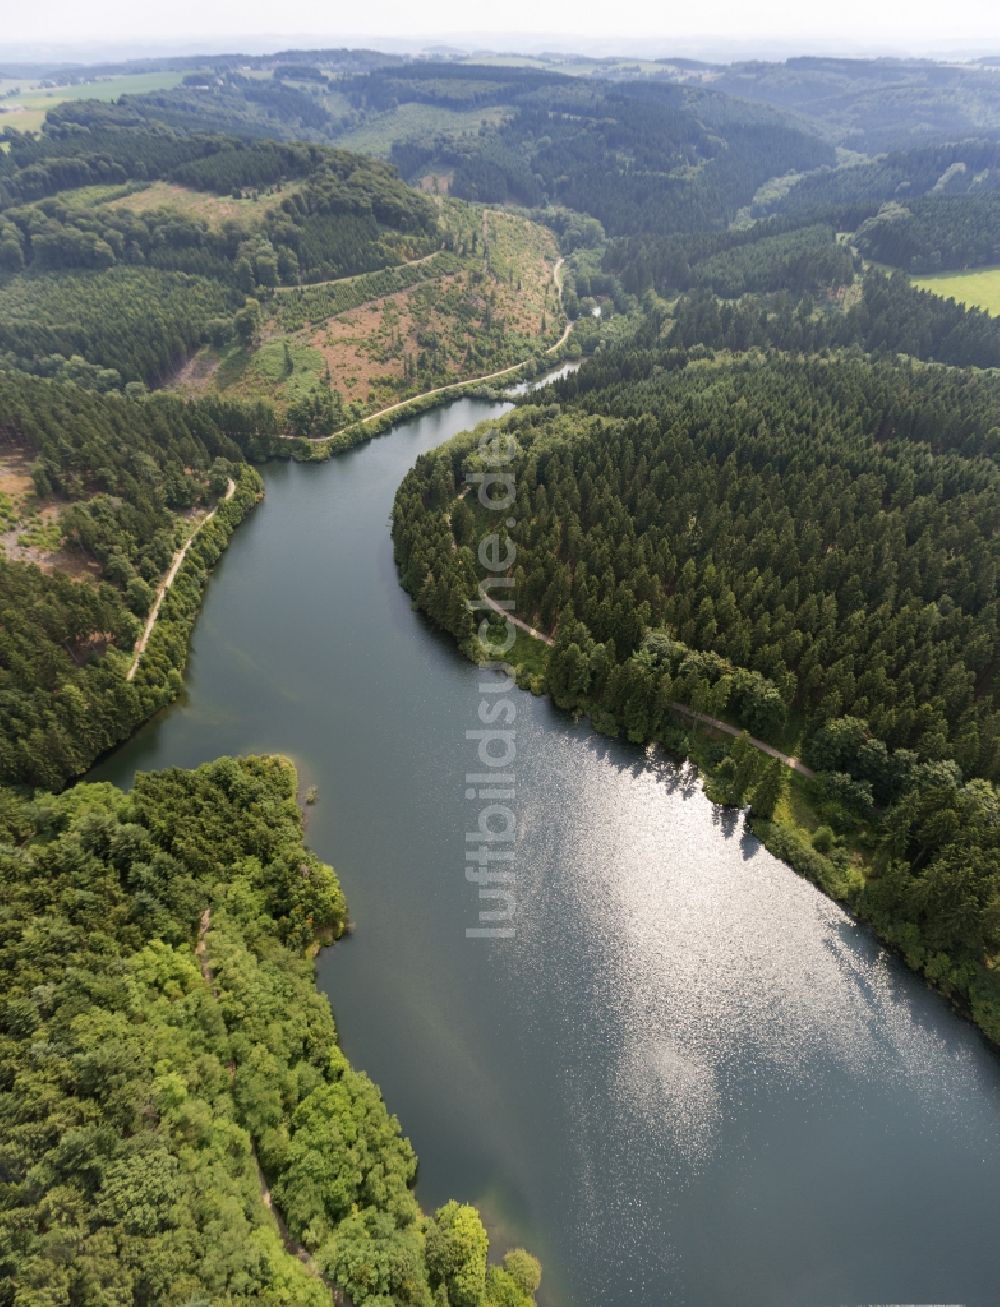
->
[104, 180, 303, 229]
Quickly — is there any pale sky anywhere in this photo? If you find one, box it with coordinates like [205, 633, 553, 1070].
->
[2, 0, 1000, 54]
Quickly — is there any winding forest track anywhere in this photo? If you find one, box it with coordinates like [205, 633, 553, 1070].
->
[453, 438, 811, 779]
[662, 703, 815, 777]
[271, 247, 443, 295]
[126, 477, 235, 682]
[474, 567, 814, 778]
[195, 908, 341, 1294]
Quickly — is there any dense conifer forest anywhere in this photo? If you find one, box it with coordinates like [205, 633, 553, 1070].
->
[0, 372, 279, 787]
[373, 67, 836, 234]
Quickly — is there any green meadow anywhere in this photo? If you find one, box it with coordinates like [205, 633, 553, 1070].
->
[0, 71, 185, 132]
[913, 266, 1000, 317]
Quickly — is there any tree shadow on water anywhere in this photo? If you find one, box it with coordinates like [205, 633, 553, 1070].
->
[710, 804, 743, 841]
[740, 823, 761, 861]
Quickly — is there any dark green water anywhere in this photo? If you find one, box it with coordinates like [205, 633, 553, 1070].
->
[90, 396, 1000, 1306]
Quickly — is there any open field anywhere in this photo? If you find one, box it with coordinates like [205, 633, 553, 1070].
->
[456, 53, 685, 77]
[44, 183, 146, 209]
[0, 451, 99, 578]
[913, 266, 1000, 316]
[334, 103, 511, 158]
[104, 179, 304, 228]
[0, 71, 185, 133]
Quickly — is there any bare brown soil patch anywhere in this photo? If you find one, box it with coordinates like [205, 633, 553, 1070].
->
[0, 451, 35, 499]
[169, 349, 222, 395]
[418, 171, 454, 195]
[308, 274, 476, 403]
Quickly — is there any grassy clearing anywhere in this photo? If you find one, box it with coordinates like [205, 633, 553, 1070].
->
[335, 103, 511, 158]
[104, 179, 303, 228]
[0, 491, 17, 532]
[45, 183, 147, 209]
[0, 471, 67, 569]
[913, 266, 1000, 316]
[212, 338, 328, 407]
[458, 55, 549, 69]
[17, 509, 62, 553]
[0, 72, 185, 133]
[416, 171, 456, 196]
[319, 89, 353, 116]
[456, 54, 671, 77]
[750, 170, 809, 209]
[506, 629, 550, 688]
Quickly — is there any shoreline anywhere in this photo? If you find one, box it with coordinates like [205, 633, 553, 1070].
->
[72, 466, 265, 791]
[497, 635, 1000, 1054]
[126, 476, 236, 680]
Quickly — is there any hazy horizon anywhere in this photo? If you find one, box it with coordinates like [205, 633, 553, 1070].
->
[2, 2, 1000, 65]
